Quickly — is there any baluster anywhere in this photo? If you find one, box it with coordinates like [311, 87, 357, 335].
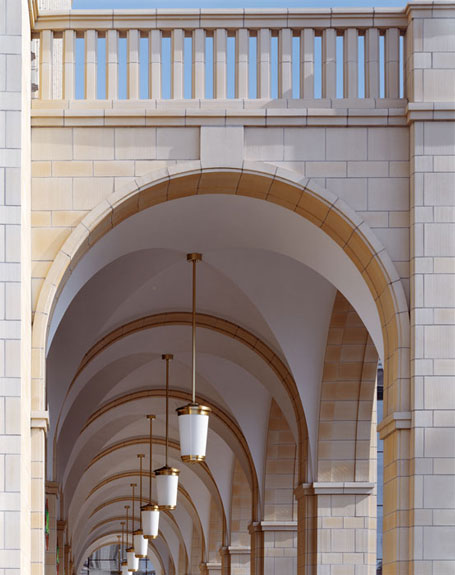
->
[85, 29, 97, 100]
[278, 28, 292, 99]
[322, 28, 336, 99]
[127, 29, 140, 99]
[40, 30, 53, 100]
[106, 29, 118, 100]
[365, 28, 379, 98]
[214, 29, 227, 99]
[300, 28, 314, 99]
[63, 29, 75, 100]
[344, 28, 358, 98]
[149, 30, 162, 99]
[385, 28, 400, 98]
[192, 29, 205, 99]
[257, 28, 271, 99]
[236, 28, 249, 99]
[172, 29, 184, 99]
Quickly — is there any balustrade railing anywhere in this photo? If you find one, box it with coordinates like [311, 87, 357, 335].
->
[32, 9, 407, 103]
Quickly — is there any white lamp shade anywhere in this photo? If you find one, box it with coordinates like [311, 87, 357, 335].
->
[121, 562, 129, 575]
[177, 404, 211, 462]
[154, 466, 179, 509]
[134, 530, 148, 558]
[142, 505, 160, 539]
[127, 549, 139, 572]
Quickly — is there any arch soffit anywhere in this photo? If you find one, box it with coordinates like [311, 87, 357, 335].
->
[68, 436, 224, 548]
[55, 312, 305, 480]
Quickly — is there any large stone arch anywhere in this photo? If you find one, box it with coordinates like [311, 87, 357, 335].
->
[33, 160, 409, 419]
[31, 161, 410, 570]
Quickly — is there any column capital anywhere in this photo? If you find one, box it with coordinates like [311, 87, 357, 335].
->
[45, 480, 59, 495]
[378, 411, 411, 440]
[295, 482, 374, 498]
[248, 520, 297, 534]
[31, 410, 49, 431]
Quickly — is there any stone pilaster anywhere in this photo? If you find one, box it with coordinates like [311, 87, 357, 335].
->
[220, 546, 250, 575]
[249, 521, 297, 575]
[45, 481, 59, 575]
[406, 3, 455, 574]
[295, 483, 376, 575]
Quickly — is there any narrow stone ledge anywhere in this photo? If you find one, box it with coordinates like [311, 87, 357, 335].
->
[249, 521, 298, 533]
[295, 481, 375, 497]
[378, 410, 412, 440]
[31, 410, 49, 431]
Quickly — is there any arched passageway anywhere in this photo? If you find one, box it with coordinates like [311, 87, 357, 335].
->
[33, 165, 409, 574]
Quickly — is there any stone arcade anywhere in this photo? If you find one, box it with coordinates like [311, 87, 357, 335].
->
[1, 0, 455, 574]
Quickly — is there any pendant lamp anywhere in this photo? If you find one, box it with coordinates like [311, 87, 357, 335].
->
[142, 415, 160, 539]
[176, 254, 211, 462]
[154, 354, 180, 509]
[133, 454, 148, 558]
[121, 521, 129, 575]
[127, 485, 139, 572]
[117, 535, 123, 575]
[122, 509, 132, 575]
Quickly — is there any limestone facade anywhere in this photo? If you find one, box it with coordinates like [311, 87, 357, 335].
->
[0, 1, 455, 575]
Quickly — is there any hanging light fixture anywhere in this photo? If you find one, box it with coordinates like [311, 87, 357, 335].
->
[134, 454, 148, 558]
[142, 415, 160, 539]
[176, 253, 211, 462]
[121, 520, 129, 575]
[122, 511, 130, 575]
[127, 484, 139, 572]
[154, 354, 180, 509]
[117, 535, 122, 575]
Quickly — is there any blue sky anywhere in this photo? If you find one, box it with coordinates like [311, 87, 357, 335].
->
[73, 0, 407, 8]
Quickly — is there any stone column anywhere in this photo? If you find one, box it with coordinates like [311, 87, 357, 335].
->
[45, 481, 59, 575]
[0, 1, 31, 575]
[220, 546, 250, 575]
[249, 521, 297, 575]
[56, 520, 66, 575]
[405, 3, 455, 574]
[295, 483, 376, 575]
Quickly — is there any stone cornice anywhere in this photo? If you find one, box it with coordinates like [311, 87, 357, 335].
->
[407, 102, 455, 122]
[32, 8, 407, 32]
[378, 411, 412, 440]
[31, 100, 407, 128]
[249, 521, 298, 533]
[295, 482, 375, 498]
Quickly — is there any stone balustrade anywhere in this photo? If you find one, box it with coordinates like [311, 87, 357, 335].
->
[32, 9, 407, 103]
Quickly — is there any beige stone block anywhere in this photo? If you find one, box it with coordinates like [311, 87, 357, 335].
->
[201, 126, 244, 167]
[424, 275, 455, 307]
[73, 177, 114, 210]
[156, 127, 200, 160]
[424, 223, 455, 257]
[32, 128, 72, 161]
[424, 122, 455, 155]
[423, 69, 455, 101]
[115, 127, 157, 160]
[326, 128, 367, 161]
[94, 161, 135, 177]
[284, 128, 325, 161]
[367, 128, 409, 161]
[52, 211, 86, 228]
[347, 162, 389, 177]
[424, 377, 455, 409]
[73, 128, 115, 160]
[434, 258, 455, 273]
[31, 162, 51, 178]
[434, 156, 455, 172]
[423, 19, 455, 52]
[31, 228, 71, 261]
[134, 160, 171, 177]
[306, 162, 346, 177]
[32, 178, 72, 211]
[434, 359, 455, 375]
[31, 211, 51, 227]
[53, 161, 92, 177]
[4, 397, 20, 434]
[425, 428, 455, 458]
[423, 526, 455, 560]
[424, 173, 455, 207]
[245, 128, 284, 161]
[368, 178, 409, 211]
